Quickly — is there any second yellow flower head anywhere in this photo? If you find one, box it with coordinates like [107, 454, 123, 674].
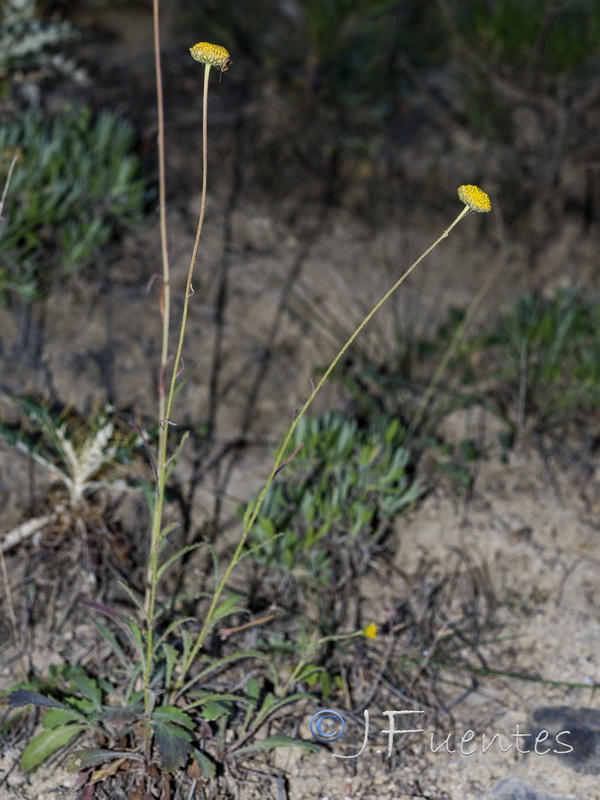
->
[189, 42, 231, 72]
[364, 622, 377, 639]
[457, 185, 492, 213]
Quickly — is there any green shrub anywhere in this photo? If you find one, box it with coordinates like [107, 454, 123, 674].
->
[0, 106, 147, 302]
[246, 411, 423, 601]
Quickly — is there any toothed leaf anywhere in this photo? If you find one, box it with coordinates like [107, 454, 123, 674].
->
[151, 720, 193, 772]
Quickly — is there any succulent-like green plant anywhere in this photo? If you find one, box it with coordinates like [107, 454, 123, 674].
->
[0, 106, 147, 302]
[247, 411, 423, 589]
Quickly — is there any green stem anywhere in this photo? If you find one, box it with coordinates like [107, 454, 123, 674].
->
[143, 0, 170, 762]
[145, 62, 212, 697]
[178, 203, 471, 683]
[165, 63, 211, 426]
[154, 4, 171, 433]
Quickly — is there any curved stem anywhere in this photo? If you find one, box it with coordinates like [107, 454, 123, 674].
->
[178, 204, 471, 682]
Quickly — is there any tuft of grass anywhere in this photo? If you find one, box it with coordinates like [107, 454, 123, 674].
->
[473, 288, 600, 437]
[334, 287, 600, 449]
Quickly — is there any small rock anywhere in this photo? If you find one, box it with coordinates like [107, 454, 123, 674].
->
[491, 775, 571, 800]
[529, 706, 600, 775]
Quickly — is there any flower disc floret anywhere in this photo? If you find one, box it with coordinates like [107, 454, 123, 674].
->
[189, 42, 231, 72]
[457, 185, 491, 213]
[364, 623, 377, 639]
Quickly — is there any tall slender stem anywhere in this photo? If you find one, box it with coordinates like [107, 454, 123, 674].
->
[165, 64, 211, 425]
[153, 0, 171, 430]
[177, 204, 472, 682]
[146, 63, 212, 697]
[142, 0, 171, 761]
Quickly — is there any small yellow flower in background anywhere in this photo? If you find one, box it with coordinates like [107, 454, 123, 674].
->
[364, 622, 377, 639]
[189, 42, 231, 72]
[457, 184, 492, 213]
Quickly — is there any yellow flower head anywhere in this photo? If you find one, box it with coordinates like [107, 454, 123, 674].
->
[457, 185, 492, 213]
[364, 622, 377, 639]
[189, 42, 231, 72]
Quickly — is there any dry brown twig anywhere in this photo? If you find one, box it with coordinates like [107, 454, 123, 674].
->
[1, 511, 63, 553]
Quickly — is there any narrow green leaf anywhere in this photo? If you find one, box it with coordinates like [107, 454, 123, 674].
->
[42, 708, 84, 729]
[205, 541, 220, 587]
[157, 521, 180, 549]
[180, 650, 266, 694]
[245, 678, 260, 703]
[161, 643, 178, 690]
[252, 692, 313, 729]
[165, 430, 190, 481]
[123, 663, 144, 704]
[209, 593, 245, 626]
[116, 580, 148, 622]
[153, 617, 196, 655]
[233, 735, 320, 757]
[181, 628, 194, 668]
[294, 664, 326, 684]
[156, 543, 201, 583]
[20, 725, 87, 772]
[90, 620, 129, 671]
[103, 605, 146, 664]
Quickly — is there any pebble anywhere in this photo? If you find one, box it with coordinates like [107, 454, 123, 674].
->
[492, 775, 571, 800]
[529, 706, 600, 775]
